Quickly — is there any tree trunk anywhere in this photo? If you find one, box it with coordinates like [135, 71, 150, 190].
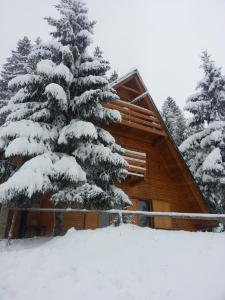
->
[0, 206, 9, 239]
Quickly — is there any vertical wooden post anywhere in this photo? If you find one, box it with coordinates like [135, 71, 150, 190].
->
[83, 213, 86, 229]
[0, 206, 9, 239]
[113, 212, 123, 226]
[53, 211, 63, 236]
[7, 210, 17, 245]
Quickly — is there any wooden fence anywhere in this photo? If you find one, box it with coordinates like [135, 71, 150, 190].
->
[4, 207, 225, 243]
[9, 207, 225, 221]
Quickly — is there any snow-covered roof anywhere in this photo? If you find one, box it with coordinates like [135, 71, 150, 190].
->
[110, 68, 148, 92]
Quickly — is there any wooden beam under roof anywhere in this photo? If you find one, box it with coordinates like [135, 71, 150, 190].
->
[120, 85, 141, 95]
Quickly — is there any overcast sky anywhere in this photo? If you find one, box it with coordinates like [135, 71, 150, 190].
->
[1, 0, 225, 109]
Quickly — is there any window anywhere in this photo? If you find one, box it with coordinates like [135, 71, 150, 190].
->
[99, 212, 110, 228]
[138, 199, 151, 227]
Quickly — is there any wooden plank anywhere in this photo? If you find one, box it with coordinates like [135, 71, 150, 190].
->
[122, 114, 163, 130]
[127, 171, 145, 178]
[152, 200, 172, 229]
[127, 166, 146, 174]
[120, 85, 141, 95]
[123, 158, 146, 167]
[124, 148, 146, 157]
[105, 103, 160, 124]
[116, 100, 157, 117]
[122, 154, 146, 162]
[123, 152, 146, 161]
[128, 164, 146, 171]
[10, 207, 223, 222]
[121, 119, 166, 136]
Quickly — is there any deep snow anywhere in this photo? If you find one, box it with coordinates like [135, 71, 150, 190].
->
[1, 225, 225, 300]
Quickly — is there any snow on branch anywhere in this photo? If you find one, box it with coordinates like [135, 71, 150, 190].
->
[0, 153, 86, 204]
[8, 74, 41, 89]
[4, 137, 49, 158]
[45, 83, 67, 111]
[53, 155, 86, 182]
[58, 119, 97, 144]
[202, 148, 223, 172]
[0, 120, 57, 142]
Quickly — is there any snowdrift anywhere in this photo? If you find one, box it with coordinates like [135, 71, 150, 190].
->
[1, 225, 225, 300]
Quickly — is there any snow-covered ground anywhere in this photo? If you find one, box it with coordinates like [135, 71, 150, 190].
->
[1, 225, 225, 300]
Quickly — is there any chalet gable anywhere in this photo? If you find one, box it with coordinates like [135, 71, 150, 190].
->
[108, 69, 209, 214]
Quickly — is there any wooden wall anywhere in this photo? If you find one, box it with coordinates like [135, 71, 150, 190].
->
[112, 130, 204, 231]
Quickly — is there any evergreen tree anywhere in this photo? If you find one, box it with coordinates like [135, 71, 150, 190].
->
[0, 37, 32, 126]
[185, 117, 204, 137]
[109, 70, 119, 83]
[161, 96, 187, 145]
[0, 36, 32, 100]
[0, 0, 130, 215]
[0, 42, 86, 209]
[185, 50, 225, 125]
[46, 0, 130, 209]
[180, 51, 225, 213]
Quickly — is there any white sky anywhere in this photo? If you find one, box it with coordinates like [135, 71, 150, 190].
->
[1, 0, 225, 109]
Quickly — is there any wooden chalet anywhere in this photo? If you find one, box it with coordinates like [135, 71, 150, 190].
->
[1, 69, 213, 238]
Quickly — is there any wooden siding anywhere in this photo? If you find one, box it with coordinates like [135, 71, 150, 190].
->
[152, 200, 172, 229]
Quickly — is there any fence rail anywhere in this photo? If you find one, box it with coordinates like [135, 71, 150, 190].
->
[8, 207, 225, 222]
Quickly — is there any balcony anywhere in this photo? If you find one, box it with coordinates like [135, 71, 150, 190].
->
[122, 148, 146, 178]
[104, 99, 165, 136]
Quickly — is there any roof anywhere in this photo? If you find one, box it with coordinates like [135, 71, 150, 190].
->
[111, 69, 211, 212]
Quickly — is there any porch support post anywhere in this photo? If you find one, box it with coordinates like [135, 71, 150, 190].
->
[0, 206, 9, 239]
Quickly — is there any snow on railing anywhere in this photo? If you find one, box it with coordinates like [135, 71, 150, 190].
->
[122, 148, 146, 178]
[8, 207, 225, 221]
[104, 99, 166, 136]
[5, 208, 222, 242]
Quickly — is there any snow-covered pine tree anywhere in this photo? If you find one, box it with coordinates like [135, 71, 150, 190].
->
[180, 51, 225, 213]
[161, 96, 187, 145]
[0, 37, 34, 237]
[0, 37, 32, 127]
[0, 0, 129, 221]
[185, 51, 225, 126]
[0, 41, 88, 211]
[0, 37, 32, 101]
[46, 0, 130, 210]
[109, 70, 119, 83]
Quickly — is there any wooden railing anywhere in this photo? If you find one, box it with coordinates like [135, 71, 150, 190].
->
[5, 208, 219, 240]
[122, 148, 146, 178]
[9, 207, 223, 222]
[104, 99, 165, 136]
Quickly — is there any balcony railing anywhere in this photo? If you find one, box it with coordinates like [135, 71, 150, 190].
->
[104, 99, 165, 136]
[122, 148, 146, 178]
